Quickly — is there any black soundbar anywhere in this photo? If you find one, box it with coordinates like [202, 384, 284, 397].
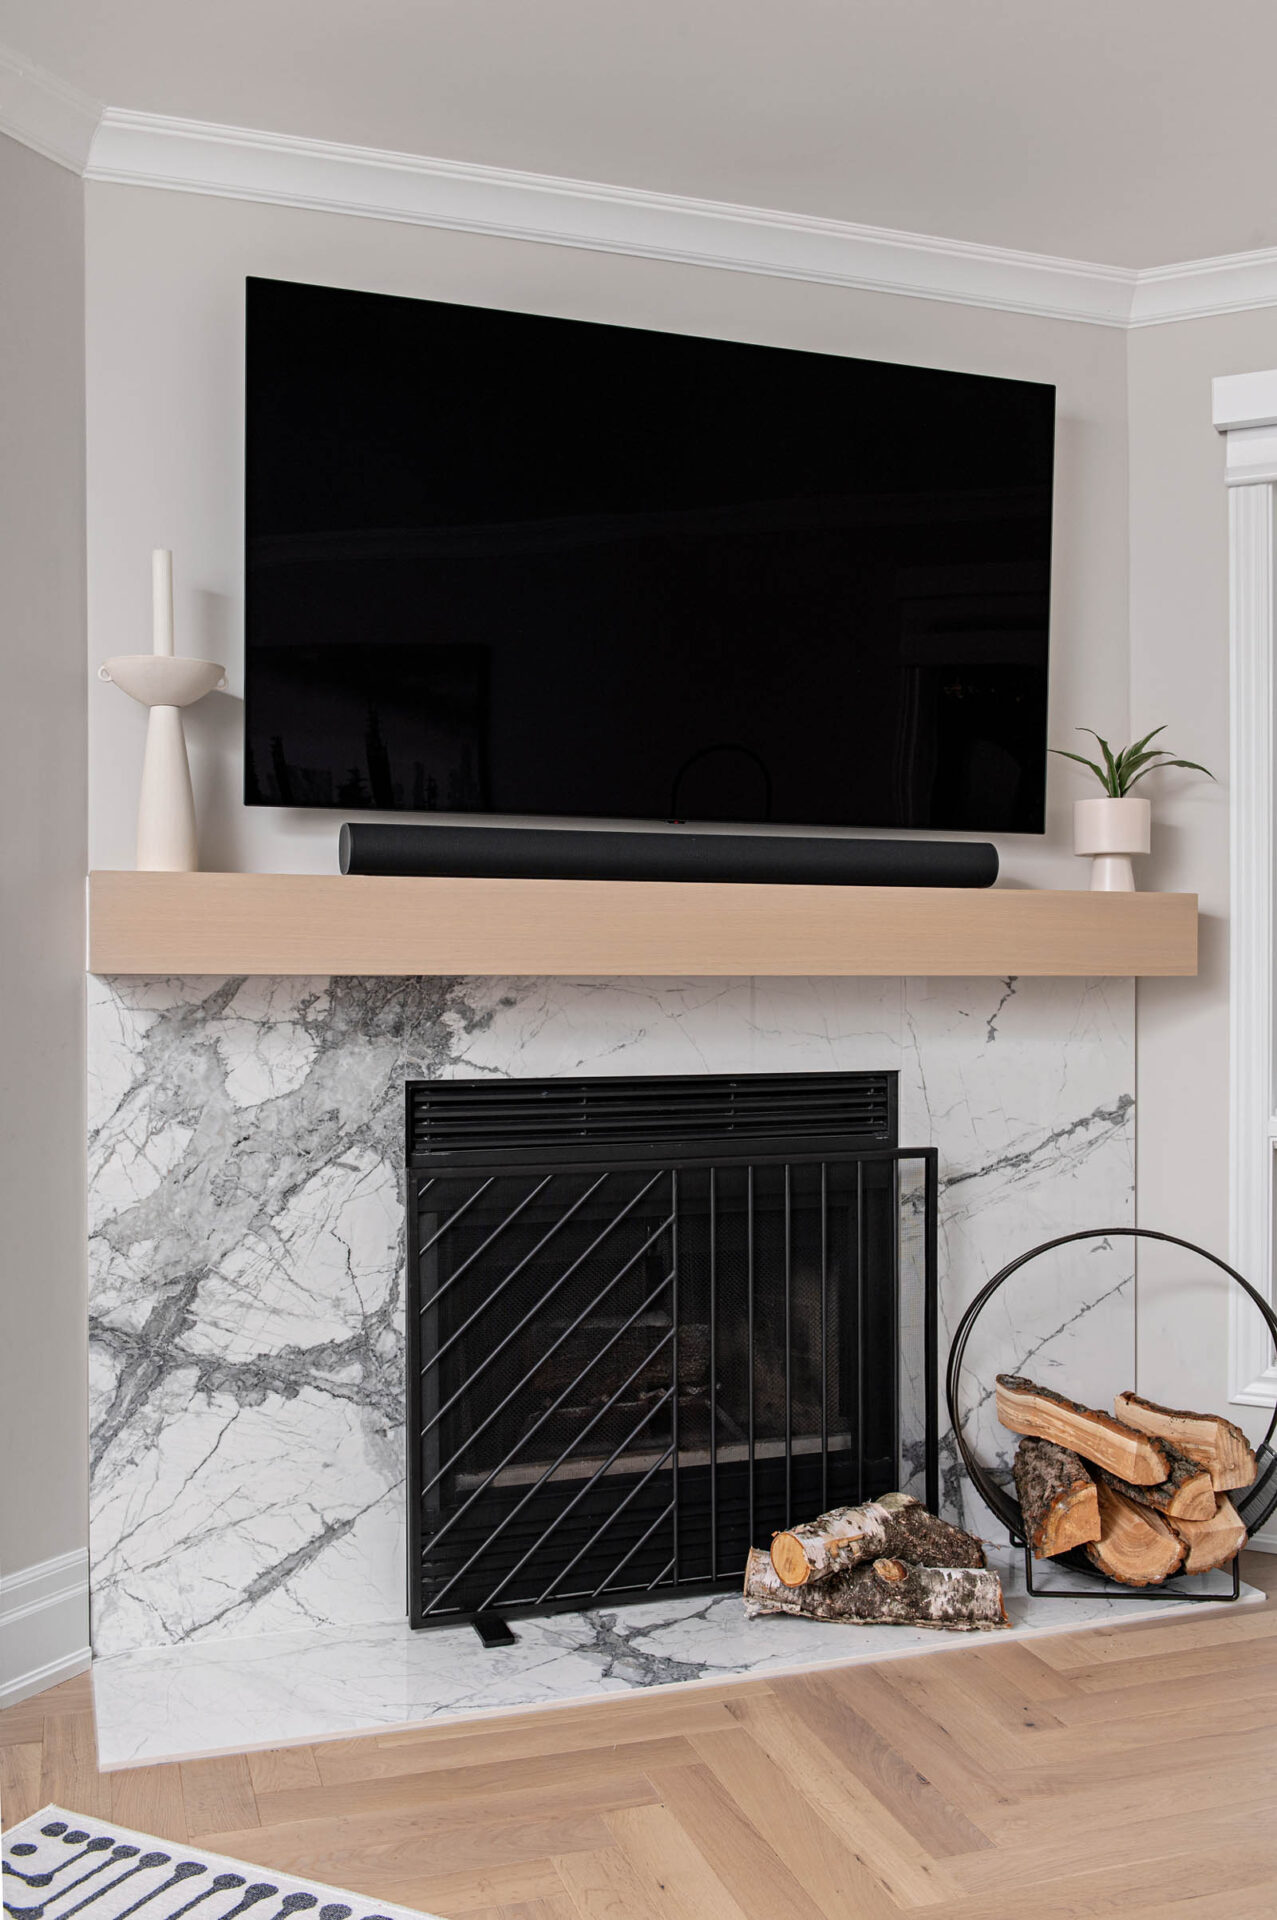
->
[339, 822, 998, 888]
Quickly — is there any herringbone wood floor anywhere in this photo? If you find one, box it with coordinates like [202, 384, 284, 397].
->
[5, 1555, 1277, 1919]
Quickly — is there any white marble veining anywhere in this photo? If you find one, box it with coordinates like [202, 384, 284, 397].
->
[91, 1546, 1259, 1770]
[88, 973, 1134, 1657]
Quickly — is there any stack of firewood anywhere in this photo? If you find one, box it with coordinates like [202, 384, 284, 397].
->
[737, 1382, 1256, 1626]
[998, 1375, 1256, 1584]
[741, 1492, 1010, 1631]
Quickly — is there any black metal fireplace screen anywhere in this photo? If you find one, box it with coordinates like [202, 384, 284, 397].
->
[405, 1071, 938, 1633]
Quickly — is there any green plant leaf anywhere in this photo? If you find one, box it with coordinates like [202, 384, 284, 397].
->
[1116, 756, 1174, 792]
[1115, 726, 1167, 776]
[1077, 729, 1121, 796]
[1061, 725, 1212, 796]
[1163, 758, 1215, 777]
[1114, 747, 1171, 783]
[1049, 747, 1110, 787]
[1124, 757, 1215, 788]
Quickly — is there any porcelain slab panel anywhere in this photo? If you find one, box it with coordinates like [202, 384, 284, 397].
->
[91, 1546, 1259, 1769]
[88, 973, 1134, 1655]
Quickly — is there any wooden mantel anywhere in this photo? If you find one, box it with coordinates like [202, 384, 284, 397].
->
[87, 871, 1198, 978]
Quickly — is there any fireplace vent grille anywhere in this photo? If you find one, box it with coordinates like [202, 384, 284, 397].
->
[405, 1069, 937, 1634]
[409, 1070, 895, 1163]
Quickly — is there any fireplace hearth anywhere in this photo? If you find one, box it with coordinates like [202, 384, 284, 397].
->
[406, 1071, 938, 1638]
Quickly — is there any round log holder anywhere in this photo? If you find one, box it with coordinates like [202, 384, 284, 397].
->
[946, 1228, 1277, 1604]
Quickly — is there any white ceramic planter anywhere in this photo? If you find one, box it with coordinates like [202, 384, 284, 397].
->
[1073, 796, 1151, 892]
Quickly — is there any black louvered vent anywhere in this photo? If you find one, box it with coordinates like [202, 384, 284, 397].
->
[407, 1070, 895, 1165]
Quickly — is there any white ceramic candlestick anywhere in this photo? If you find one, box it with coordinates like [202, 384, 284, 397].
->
[99, 550, 226, 872]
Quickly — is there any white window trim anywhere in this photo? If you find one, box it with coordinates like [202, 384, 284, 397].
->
[1215, 371, 1277, 1405]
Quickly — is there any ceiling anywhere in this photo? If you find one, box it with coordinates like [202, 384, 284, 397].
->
[2, 0, 1274, 269]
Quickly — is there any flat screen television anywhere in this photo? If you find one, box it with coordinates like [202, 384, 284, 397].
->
[244, 277, 1054, 832]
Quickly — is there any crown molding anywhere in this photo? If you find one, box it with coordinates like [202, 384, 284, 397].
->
[82, 108, 1277, 331]
[0, 49, 1274, 331]
[84, 107, 1141, 326]
[0, 43, 100, 173]
[1131, 247, 1277, 328]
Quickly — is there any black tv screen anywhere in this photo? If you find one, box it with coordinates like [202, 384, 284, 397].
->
[245, 277, 1054, 831]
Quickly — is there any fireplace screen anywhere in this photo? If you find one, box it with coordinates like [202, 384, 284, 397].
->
[405, 1072, 937, 1631]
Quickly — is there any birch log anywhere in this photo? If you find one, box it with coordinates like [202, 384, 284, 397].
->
[744, 1548, 1009, 1631]
[769, 1492, 985, 1587]
[1012, 1439, 1100, 1558]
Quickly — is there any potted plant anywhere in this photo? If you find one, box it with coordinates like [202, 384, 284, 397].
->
[1051, 728, 1214, 891]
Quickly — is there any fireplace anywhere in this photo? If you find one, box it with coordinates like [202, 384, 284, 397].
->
[405, 1071, 937, 1637]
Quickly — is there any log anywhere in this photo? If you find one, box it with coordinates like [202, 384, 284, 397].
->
[996, 1374, 1169, 1485]
[1012, 1438, 1101, 1558]
[743, 1548, 1009, 1631]
[1114, 1392, 1257, 1493]
[1085, 1482, 1187, 1586]
[1095, 1444, 1217, 1521]
[1166, 1496, 1248, 1574]
[769, 1491, 985, 1587]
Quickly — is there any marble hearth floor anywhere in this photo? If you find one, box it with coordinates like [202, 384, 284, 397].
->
[90, 1548, 1262, 1769]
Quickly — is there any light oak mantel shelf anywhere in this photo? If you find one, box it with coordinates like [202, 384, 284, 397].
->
[87, 871, 1199, 978]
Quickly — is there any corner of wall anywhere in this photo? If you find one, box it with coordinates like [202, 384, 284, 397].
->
[0, 130, 91, 1617]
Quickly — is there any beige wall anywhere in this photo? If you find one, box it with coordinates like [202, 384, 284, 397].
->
[1128, 309, 1277, 1447]
[84, 183, 1131, 885]
[73, 172, 1277, 1533]
[76, 181, 1277, 1490]
[0, 133, 88, 1575]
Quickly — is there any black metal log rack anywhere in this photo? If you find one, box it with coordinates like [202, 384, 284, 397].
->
[946, 1227, 1277, 1604]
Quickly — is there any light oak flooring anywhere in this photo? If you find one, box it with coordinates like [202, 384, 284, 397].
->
[5, 1555, 1277, 1920]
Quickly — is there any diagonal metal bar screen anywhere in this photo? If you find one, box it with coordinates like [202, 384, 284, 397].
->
[405, 1071, 937, 1629]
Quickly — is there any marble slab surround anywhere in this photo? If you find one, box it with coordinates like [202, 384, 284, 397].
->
[88, 972, 1135, 1661]
[91, 1547, 1260, 1771]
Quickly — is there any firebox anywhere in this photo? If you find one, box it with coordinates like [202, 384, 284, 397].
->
[405, 1071, 937, 1640]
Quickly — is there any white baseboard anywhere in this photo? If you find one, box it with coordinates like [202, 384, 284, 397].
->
[0, 1548, 91, 1708]
[1246, 1530, 1277, 1555]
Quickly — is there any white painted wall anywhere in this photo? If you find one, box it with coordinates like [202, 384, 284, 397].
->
[1127, 310, 1277, 1451]
[84, 182, 1131, 885]
[0, 130, 91, 1696]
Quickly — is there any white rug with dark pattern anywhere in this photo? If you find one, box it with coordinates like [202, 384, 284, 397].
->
[1, 1812, 442, 1920]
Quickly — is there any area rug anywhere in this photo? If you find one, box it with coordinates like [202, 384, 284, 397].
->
[1, 1810, 442, 1920]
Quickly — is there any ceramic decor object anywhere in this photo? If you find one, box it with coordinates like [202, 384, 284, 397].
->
[99, 550, 226, 871]
[1073, 795, 1151, 892]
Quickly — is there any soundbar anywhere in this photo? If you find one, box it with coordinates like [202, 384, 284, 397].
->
[339, 823, 999, 888]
